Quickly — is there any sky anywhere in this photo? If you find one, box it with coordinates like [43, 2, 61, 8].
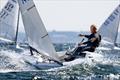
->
[0, 0, 120, 32]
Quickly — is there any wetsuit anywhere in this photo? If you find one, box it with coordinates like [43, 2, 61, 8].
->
[72, 33, 101, 57]
[64, 33, 101, 61]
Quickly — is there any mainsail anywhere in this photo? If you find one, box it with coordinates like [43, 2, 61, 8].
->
[17, 0, 59, 61]
[0, 0, 19, 42]
[98, 4, 120, 44]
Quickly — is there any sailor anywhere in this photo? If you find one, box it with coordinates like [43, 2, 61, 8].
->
[65, 24, 101, 61]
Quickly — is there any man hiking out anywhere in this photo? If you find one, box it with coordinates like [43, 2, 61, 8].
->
[64, 24, 101, 61]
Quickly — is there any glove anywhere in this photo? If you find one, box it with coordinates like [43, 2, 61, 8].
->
[78, 34, 84, 37]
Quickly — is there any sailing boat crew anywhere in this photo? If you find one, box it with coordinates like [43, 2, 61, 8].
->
[65, 24, 101, 61]
[78, 24, 101, 52]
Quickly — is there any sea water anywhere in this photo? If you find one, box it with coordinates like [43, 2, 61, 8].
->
[0, 43, 120, 80]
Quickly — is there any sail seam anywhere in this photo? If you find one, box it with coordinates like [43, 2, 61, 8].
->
[41, 34, 48, 38]
[27, 5, 35, 11]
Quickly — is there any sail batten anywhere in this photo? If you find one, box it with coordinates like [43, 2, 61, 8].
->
[41, 34, 48, 39]
[18, 0, 59, 61]
[27, 5, 35, 11]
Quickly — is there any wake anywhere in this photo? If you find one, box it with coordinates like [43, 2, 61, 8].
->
[0, 49, 37, 72]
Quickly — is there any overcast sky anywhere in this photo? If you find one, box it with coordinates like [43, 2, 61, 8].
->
[0, 0, 120, 32]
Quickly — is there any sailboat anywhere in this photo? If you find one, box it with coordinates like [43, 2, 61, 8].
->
[0, 0, 118, 69]
[17, 0, 108, 69]
[0, 0, 20, 48]
[17, 0, 62, 64]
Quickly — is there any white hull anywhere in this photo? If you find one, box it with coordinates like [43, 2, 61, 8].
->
[22, 52, 103, 69]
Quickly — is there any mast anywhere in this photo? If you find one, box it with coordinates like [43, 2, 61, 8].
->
[14, 7, 20, 45]
[114, 19, 120, 46]
[114, 5, 120, 46]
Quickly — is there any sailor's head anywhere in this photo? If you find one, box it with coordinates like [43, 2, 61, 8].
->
[90, 24, 97, 33]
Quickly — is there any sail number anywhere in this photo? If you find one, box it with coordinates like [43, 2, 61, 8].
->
[5, 2, 14, 12]
[0, 10, 8, 19]
[104, 7, 119, 26]
[0, 1, 15, 19]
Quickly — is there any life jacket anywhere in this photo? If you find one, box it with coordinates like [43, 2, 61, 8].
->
[95, 33, 101, 47]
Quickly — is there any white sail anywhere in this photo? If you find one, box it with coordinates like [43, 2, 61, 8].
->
[17, 0, 59, 61]
[0, 0, 18, 42]
[98, 4, 120, 44]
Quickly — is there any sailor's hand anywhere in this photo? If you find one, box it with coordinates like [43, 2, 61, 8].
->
[78, 34, 84, 37]
[78, 43, 83, 46]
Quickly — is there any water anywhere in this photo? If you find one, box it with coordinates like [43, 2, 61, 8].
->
[0, 43, 120, 80]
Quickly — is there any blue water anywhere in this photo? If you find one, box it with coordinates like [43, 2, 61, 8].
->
[0, 43, 120, 80]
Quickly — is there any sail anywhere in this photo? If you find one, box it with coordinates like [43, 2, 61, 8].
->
[98, 4, 120, 44]
[17, 0, 59, 61]
[0, 0, 19, 41]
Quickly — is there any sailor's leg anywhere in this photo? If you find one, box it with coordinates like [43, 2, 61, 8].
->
[65, 47, 80, 55]
[82, 47, 95, 52]
[64, 55, 76, 61]
[64, 46, 87, 61]
[72, 46, 84, 56]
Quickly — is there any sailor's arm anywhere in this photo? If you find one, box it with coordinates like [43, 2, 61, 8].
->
[78, 34, 90, 38]
[78, 37, 97, 46]
[78, 41, 89, 46]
